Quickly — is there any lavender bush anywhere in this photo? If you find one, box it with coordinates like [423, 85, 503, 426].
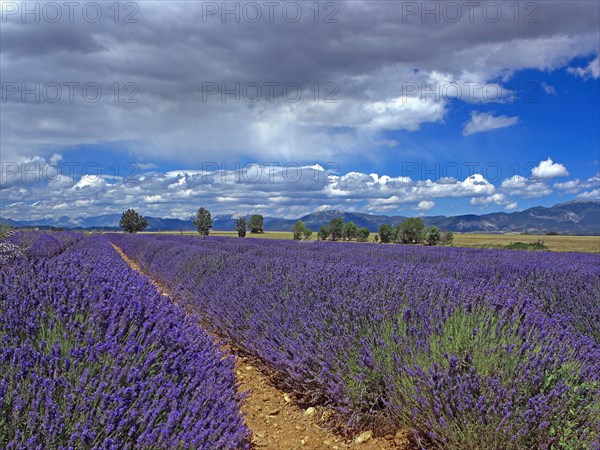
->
[0, 235, 249, 449]
[3, 230, 84, 261]
[109, 234, 600, 449]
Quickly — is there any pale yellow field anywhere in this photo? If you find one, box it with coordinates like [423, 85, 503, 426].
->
[209, 231, 302, 240]
[453, 234, 600, 253]
[141, 230, 303, 240]
[141, 230, 600, 253]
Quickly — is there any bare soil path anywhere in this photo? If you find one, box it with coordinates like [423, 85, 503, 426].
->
[111, 243, 412, 450]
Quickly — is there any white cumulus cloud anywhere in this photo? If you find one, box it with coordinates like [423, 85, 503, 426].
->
[462, 112, 519, 136]
[554, 179, 581, 194]
[577, 189, 600, 200]
[417, 200, 435, 210]
[500, 175, 552, 198]
[568, 56, 600, 79]
[471, 193, 509, 206]
[531, 158, 569, 179]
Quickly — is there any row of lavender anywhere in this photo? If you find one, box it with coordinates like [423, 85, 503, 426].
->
[109, 234, 600, 449]
[4, 230, 84, 260]
[0, 234, 249, 449]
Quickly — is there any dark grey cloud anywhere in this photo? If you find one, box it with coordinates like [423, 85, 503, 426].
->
[1, 1, 598, 165]
[1, 22, 106, 55]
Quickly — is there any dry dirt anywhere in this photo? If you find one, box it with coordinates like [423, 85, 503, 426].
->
[111, 243, 413, 450]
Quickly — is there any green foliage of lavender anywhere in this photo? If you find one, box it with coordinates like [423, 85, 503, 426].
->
[345, 305, 598, 449]
[109, 234, 600, 449]
[0, 235, 249, 449]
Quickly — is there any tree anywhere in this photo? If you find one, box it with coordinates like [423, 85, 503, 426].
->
[425, 226, 441, 246]
[396, 218, 425, 244]
[292, 220, 307, 240]
[193, 207, 212, 236]
[293, 220, 314, 240]
[120, 209, 148, 233]
[373, 233, 379, 243]
[440, 231, 454, 245]
[249, 215, 264, 234]
[342, 221, 358, 241]
[357, 227, 370, 242]
[378, 224, 394, 243]
[329, 217, 344, 241]
[236, 217, 247, 237]
[393, 223, 403, 243]
[318, 225, 330, 240]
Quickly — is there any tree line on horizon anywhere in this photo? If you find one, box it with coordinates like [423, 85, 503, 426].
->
[119, 208, 265, 236]
[119, 208, 453, 245]
[375, 218, 453, 246]
[310, 216, 452, 245]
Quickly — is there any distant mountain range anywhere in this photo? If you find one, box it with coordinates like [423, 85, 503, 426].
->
[2, 200, 599, 235]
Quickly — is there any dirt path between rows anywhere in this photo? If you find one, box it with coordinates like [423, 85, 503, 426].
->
[111, 243, 412, 450]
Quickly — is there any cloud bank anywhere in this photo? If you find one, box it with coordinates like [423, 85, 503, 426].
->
[3, 156, 593, 220]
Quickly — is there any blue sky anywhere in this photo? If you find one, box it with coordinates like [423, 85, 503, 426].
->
[1, 1, 599, 220]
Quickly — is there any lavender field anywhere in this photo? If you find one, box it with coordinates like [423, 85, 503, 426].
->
[107, 233, 600, 449]
[1, 231, 599, 449]
[0, 233, 249, 449]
